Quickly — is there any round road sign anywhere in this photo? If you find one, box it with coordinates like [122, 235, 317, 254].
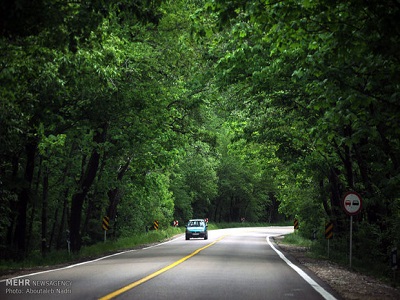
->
[342, 191, 362, 215]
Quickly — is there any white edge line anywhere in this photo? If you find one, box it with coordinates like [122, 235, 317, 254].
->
[0, 235, 182, 282]
[266, 234, 337, 300]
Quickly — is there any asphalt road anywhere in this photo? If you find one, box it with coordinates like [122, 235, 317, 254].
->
[0, 226, 340, 300]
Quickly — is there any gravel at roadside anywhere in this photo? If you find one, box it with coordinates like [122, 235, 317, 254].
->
[274, 237, 400, 300]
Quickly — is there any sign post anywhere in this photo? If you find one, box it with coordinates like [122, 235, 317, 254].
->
[66, 230, 70, 255]
[294, 219, 299, 231]
[342, 191, 362, 268]
[325, 221, 333, 258]
[153, 220, 159, 230]
[102, 216, 110, 242]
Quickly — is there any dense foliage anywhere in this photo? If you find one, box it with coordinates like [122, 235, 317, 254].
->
[196, 0, 400, 271]
[1, 0, 399, 279]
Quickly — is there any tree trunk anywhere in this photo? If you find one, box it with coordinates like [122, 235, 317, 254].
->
[49, 199, 59, 250]
[56, 187, 69, 250]
[342, 128, 354, 189]
[377, 120, 399, 171]
[267, 192, 279, 223]
[328, 167, 346, 233]
[55, 144, 75, 250]
[41, 166, 49, 256]
[6, 155, 20, 248]
[27, 156, 43, 252]
[319, 179, 331, 218]
[48, 166, 69, 250]
[13, 141, 36, 258]
[82, 155, 108, 239]
[69, 124, 107, 253]
[107, 158, 131, 220]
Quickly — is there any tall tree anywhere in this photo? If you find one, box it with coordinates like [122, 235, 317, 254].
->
[197, 0, 400, 243]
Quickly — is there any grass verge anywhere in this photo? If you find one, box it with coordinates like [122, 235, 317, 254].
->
[277, 232, 314, 248]
[0, 227, 184, 276]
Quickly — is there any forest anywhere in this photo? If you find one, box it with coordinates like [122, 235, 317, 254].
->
[0, 0, 399, 275]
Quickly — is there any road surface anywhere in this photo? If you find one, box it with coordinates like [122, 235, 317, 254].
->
[0, 226, 340, 299]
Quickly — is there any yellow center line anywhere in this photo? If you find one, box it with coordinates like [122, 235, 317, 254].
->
[98, 235, 227, 300]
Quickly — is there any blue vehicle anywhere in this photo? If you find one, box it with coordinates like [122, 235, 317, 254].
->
[185, 219, 208, 240]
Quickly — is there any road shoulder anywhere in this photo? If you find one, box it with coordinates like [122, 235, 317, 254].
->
[273, 236, 400, 300]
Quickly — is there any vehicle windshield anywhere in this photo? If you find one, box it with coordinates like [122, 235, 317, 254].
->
[188, 221, 204, 227]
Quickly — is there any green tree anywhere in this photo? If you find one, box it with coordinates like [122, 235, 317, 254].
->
[0, 0, 195, 256]
[198, 0, 400, 254]
[171, 140, 218, 222]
